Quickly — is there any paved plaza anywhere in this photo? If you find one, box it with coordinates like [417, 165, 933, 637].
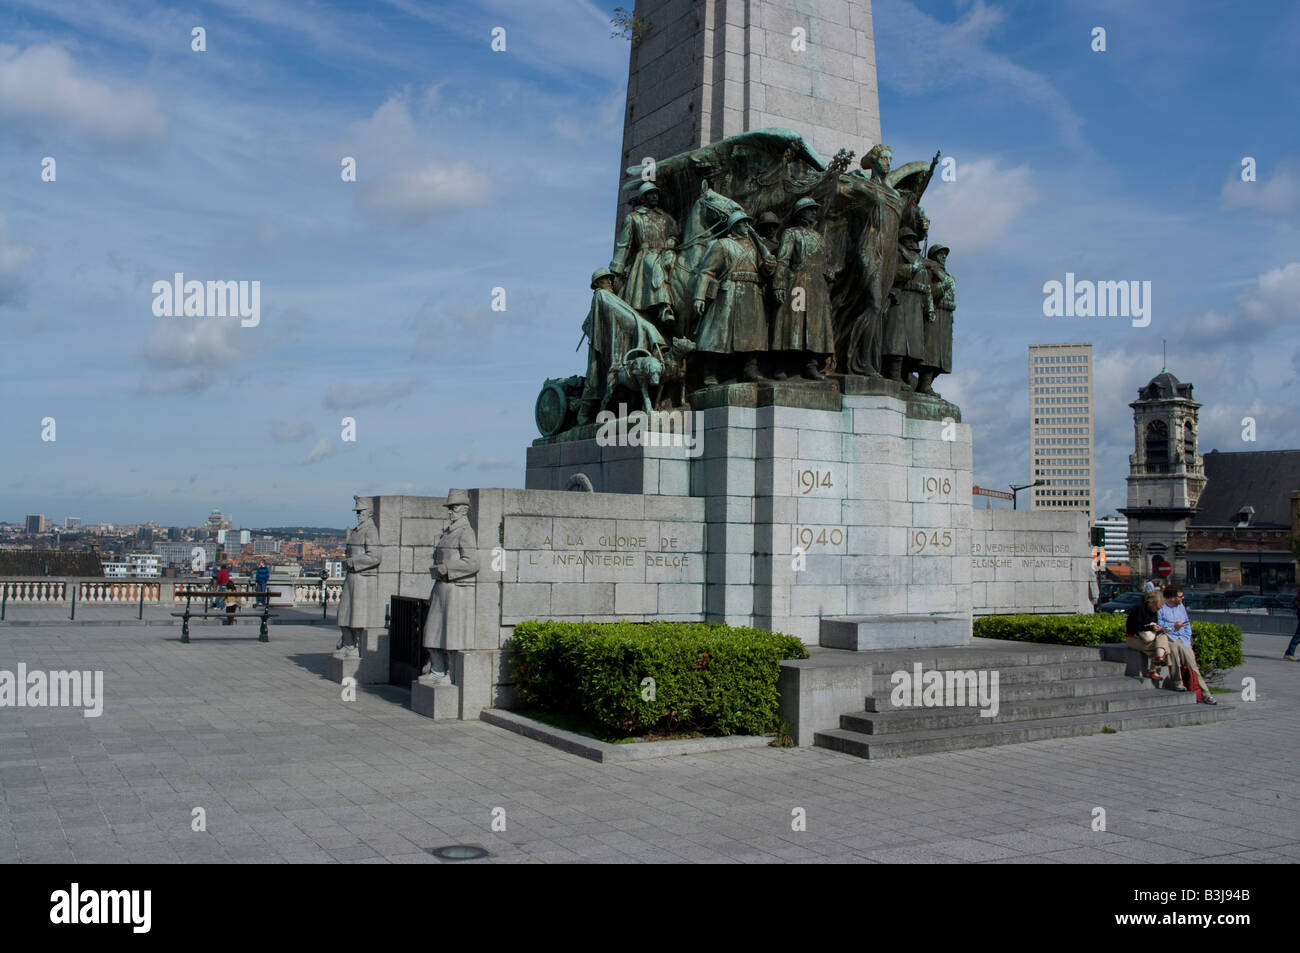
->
[1, 617, 1297, 864]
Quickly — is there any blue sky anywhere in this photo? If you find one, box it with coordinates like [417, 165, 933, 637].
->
[1, 0, 1297, 528]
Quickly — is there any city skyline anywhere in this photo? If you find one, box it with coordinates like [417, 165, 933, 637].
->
[2, 1, 1298, 525]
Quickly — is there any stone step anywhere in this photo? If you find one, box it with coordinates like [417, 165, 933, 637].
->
[848, 689, 1197, 733]
[864, 658, 1124, 694]
[864, 673, 1159, 711]
[814, 701, 1236, 759]
[852, 643, 1104, 672]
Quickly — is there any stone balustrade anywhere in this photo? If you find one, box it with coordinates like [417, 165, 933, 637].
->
[0, 576, 344, 608]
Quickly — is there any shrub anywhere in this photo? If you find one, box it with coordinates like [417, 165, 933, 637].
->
[510, 620, 808, 737]
[973, 613, 1125, 646]
[973, 614, 1243, 684]
[1185, 622, 1244, 683]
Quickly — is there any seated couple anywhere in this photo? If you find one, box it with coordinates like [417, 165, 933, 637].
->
[1124, 587, 1217, 704]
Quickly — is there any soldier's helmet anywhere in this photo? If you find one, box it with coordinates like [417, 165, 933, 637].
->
[590, 267, 615, 289]
[756, 211, 781, 233]
[725, 210, 752, 231]
[637, 182, 660, 199]
[791, 197, 821, 215]
[927, 244, 950, 260]
[444, 489, 471, 508]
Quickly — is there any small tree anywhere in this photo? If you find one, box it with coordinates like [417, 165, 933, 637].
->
[611, 7, 651, 44]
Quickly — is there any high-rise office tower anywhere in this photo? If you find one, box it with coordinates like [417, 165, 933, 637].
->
[1028, 343, 1095, 519]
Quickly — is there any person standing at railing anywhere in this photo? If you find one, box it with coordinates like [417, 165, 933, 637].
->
[255, 560, 270, 606]
[214, 564, 231, 610]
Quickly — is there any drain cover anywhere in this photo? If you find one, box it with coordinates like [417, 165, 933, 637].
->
[430, 845, 489, 861]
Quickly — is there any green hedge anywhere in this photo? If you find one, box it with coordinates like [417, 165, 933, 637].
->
[973, 614, 1244, 683]
[510, 620, 808, 737]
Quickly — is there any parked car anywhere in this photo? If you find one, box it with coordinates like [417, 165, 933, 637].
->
[1183, 591, 1229, 610]
[1271, 591, 1298, 610]
[1229, 594, 1271, 610]
[1100, 591, 1145, 613]
[1098, 583, 1136, 603]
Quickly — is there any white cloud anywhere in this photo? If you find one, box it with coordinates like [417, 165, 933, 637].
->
[358, 161, 493, 225]
[1220, 159, 1300, 217]
[345, 95, 493, 226]
[138, 317, 248, 368]
[271, 421, 315, 444]
[303, 438, 333, 464]
[874, 0, 1088, 154]
[921, 158, 1040, 253]
[322, 379, 416, 411]
[0, 215, 38, 308]
[1181, 262, 1300, 346]
[0, 44, 167, 148]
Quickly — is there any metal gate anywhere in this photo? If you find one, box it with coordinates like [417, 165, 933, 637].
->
[389, 595, 429, 686]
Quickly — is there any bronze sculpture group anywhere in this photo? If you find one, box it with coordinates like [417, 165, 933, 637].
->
[549, 129, 957, 433]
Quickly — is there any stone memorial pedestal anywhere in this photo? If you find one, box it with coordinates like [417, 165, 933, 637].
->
[410, 678, 460, 720]
[526, 379, 973, 646]
[820, 613, 970, 650]
[325, 653, 360, 684]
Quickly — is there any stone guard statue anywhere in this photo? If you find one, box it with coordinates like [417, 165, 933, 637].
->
[420, 489, 479, 682]
[335, 496, 380, 658]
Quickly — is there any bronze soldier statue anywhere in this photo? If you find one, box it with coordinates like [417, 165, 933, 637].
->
[755, 212, 782, 256]
[919, 244, 955, 396]
[610, 182, 679, 328]
[881, 226, 931, 387]
[692, 210, 770, 385]
[772, 197, 833, 380]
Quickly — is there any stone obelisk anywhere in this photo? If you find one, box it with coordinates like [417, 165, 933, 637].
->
[618, 0, 882, 179]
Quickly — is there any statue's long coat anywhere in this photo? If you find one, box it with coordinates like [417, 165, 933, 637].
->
[924, 261, 955, 373]
[772, 225, 834, 354]
[692, 234, 768, 354]
[610, 206, 678, 313]
[883, 244, 930, 361]
[337, 518, 380, 629]
[422, 517, 479, 652]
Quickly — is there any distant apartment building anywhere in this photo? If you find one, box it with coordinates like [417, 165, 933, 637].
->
[153, 542, 197, 567]
[239, 529, 252, 545]
[25, 515, 47, 534]
[1093, 515, 1129, 564]
[102, 553, 162, 578]
[1028, 343, 1095, 518]
[64, 517, 81, 529]
[253, 538, 280, 555]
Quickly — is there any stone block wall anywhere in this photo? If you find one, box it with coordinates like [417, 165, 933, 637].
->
[970, 508, 1093, 615]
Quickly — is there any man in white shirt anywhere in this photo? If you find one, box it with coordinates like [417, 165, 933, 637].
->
[1157, 586, 1217, 705]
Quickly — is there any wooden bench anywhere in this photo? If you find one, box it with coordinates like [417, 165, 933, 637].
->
[171, 589, 282, 643]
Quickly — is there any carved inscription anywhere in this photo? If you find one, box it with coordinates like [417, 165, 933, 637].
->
[909, 529, 954, 555]
[972, 540, 1072, 569]
[792, 461, 845, 497]
[511, 519, 696, 579]
[792, 525, 846, 553]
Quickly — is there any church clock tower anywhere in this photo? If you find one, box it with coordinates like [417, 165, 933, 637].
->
[1120, 371, 1207, 586]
